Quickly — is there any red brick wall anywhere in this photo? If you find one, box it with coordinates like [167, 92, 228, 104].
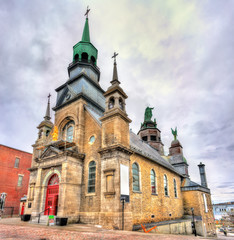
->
[0, 145, 32, 215]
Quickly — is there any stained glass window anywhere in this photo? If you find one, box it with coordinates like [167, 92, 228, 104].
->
[164, 175, 168, 196]
[151, 170, 156, 194]
[132, 163, 140, 191]
[88, 161, 96, 193]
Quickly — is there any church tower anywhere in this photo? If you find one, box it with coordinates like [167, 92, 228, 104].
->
[99, 54, 133, 230]
[25, 9, 105, 223]
[169, 128, 189, 177]
[137, 107, 164, 155]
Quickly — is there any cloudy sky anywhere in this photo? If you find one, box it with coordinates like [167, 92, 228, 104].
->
[0, 0, 234, 203]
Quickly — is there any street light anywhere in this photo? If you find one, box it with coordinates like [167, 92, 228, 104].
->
[191, 207, 197, 236]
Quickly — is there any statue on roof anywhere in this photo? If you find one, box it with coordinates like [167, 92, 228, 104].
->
[171, 127, 177, 140]
[144, 107, 154, 122]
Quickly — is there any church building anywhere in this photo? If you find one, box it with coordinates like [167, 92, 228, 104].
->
[24, 11, 216, 236]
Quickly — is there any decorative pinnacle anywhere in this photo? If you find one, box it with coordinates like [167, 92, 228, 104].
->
[44, 93, 51, 121]
[84, 6, 90, 18]
[111, 52, 120, 85]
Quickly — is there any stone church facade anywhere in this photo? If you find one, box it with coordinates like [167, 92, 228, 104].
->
[24, 13, 215, 236]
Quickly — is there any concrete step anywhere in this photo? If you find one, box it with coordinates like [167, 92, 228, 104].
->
[31, 215, 49, 225]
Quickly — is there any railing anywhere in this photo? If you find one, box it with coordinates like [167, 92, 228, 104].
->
[0, 207, 14, 218]
[38, 207, 51, 224]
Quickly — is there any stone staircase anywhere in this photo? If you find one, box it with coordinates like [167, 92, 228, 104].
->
[31, 215, 49, 225]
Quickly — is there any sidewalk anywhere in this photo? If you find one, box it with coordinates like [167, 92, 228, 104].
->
[0, 217, 228, 240]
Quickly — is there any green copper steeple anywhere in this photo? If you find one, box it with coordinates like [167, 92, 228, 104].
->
[72, 8, 98, 65]
[81, 17, 90, 42]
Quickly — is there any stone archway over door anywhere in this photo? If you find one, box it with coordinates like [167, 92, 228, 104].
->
[44, 174, 59, 215]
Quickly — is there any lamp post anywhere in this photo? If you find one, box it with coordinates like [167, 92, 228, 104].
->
[191, 207, 197, 236]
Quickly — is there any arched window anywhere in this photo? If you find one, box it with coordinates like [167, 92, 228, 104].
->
[81, 52, 88, 62]
[66, 126, 74, 142]
[74, 54, 79, 62]
[63, 120, 75, 142]
[132, 163, 140, 191]
[88, 161, 96, 193]
[164, 174, 168, 196]
[48, 174, 59, 185]
[46, 130, 50, 137]
[119, 98, 124, 110]
[108, 97, 115, 109]
[151, 169, 156, 194]
[90, 56, 96, 65]
[174, 179, 177, 198]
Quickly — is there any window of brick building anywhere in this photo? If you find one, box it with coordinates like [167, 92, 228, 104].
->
[151, 169, 156, 194]
[164, 174, 168, 196]
[174, 179, 177, 198]
[88, 161, 96, 193]
[14, 157, 20, 168]
[132, 163, 140, 191]
[17, 175, 23, 186]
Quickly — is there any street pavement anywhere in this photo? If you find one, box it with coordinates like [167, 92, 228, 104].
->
[0, 217, 234, 240]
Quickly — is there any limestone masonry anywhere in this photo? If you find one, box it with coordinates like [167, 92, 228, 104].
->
[24, 11, 216, 237]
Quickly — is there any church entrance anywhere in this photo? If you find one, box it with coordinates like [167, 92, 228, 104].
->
[44, 174, 59, 215]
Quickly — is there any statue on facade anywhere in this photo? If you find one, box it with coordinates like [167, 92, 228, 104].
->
[171, 127, 177, 140]
[51, 126, 58, 141]
[144, 107, 154, 122]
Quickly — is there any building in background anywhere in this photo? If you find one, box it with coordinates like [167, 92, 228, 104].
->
[23, 10, 216, 237]
[213, 202, 234, 222]
[0, 144, 32, 216]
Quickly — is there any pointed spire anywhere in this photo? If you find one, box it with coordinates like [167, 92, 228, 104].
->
[111, 52, 120, 85]
[44, 94, 51, 121]
[82, 7, 90, 42]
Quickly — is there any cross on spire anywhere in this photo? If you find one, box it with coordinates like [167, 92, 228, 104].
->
[112, 52, 118, 63]
[48, 93, 51, 102]
[85, 6, 90, 18]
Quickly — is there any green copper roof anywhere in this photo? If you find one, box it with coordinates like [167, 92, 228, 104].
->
[82, 18, 90, 42]
[72, 17, 98, 65]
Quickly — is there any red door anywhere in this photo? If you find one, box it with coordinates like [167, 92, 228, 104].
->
[45, 174, 59, 215]
[21, 203, 25, 215]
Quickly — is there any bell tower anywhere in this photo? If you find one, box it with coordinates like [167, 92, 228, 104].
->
[138, 107, 164, 155]
[100, 53, 131, 148]
[99, 53, 132, 230]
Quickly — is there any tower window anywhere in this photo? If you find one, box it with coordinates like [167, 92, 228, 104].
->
[88, 161, 96, 193]
[46, 130, 50, 137]
[119, 98, 124, 110]
[151, 169, 156, 194]
[63, 120, 75, 142]
[81, 52, 88, 62]
[74, 54, 79, 62]
[132, 163, 140, 191]
[90, 56, 96, 65]
[142, 136, 147, 141]
[14, 157, 20, 168]
[108, 97, 115, 109]
[164, 174, 168, 196]
[150, 135, 156, 141]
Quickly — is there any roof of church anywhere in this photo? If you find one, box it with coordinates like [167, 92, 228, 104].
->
[129, 131, 183, 176]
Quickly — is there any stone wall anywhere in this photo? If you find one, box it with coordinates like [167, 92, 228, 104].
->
[130, 153, 184, 225]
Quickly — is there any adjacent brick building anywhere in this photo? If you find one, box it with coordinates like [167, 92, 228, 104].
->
[0, 144, 32, 215]
[23, 12, 216, 237]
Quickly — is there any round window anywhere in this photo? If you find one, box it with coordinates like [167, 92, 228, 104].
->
[89, 135, 95, 144]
